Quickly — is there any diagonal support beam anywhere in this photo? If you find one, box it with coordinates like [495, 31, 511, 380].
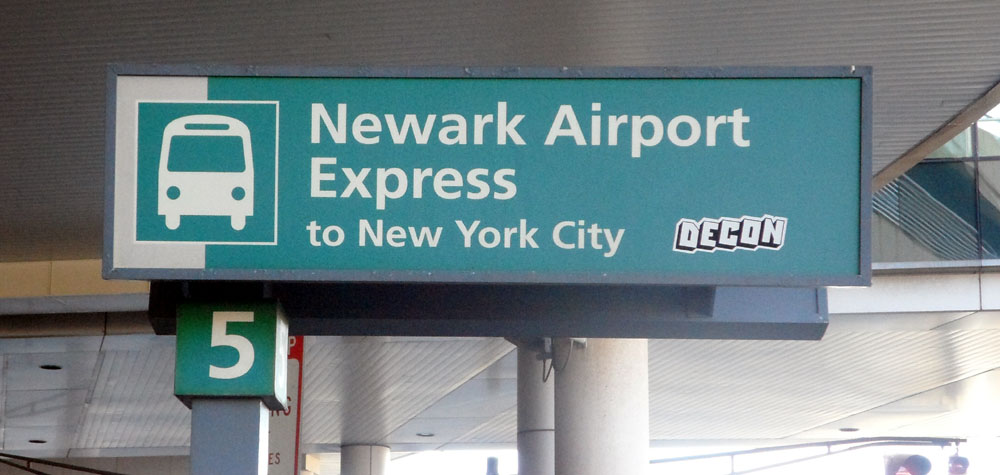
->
[875, 79, 1000, 191]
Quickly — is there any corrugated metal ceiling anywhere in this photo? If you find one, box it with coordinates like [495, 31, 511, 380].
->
[8, 314, 1000, 457]
[2, 0, 1000, 260]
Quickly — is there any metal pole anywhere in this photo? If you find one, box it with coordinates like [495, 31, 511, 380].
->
[190, 399, 269, 475]
[518, 344, 555, 475]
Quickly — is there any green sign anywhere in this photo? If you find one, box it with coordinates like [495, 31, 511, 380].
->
[175, 301, 289, 410]
[107, 67, 871, 286]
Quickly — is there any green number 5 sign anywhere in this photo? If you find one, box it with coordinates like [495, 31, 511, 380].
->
[175, 301, 289, 410]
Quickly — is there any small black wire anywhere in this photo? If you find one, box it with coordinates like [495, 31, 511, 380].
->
[541, 356, 554, 383]
[553, 338, 573, 373]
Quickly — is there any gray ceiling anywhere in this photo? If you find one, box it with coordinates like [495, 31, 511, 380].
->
[6, 306, 1000, 459]
[3, 0, 1000, 261]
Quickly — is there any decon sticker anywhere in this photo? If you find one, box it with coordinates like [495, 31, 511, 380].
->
[673, 215, 787, 253]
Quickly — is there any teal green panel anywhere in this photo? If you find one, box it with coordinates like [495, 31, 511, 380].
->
[138, 76, 861, 283]
[136, 102, 276, 243]
[175, 301, 280, 398]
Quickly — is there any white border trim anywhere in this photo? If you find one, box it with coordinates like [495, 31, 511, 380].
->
[131, 99, 280, 247]
[113, 76, 208, 270]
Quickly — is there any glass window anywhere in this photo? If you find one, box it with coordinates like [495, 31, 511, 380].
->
[977, 160, 1000, 258]
[872, 103, 1000, 267]
[927, 128, 973, 159]
[873, 161, 979, 262]
[978, 121, 1000, 158]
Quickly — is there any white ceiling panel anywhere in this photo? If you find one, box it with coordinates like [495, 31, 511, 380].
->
[934, 311, 1000, 332]
[4, 389, 87, 428]
[301, 336, 513, 445]
[387, 416, 494, 446]
[451, 408, 517, 447]
[827, 312, 975, 332]
[74, 345, 190, 450]
[3, 425, 76, 453]
[3, 352, 98, 391]
[0, 337, 102, 355]
[648, 328, 1000, 440]
[799, 366, 1000, 439]
[417, 379, 516, 419]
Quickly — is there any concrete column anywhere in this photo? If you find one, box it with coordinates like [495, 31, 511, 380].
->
[190, 399, 269, 475]
[553, 338, 649, 475]
[517, 344, 555, 475]
[341, 445, 390, 475]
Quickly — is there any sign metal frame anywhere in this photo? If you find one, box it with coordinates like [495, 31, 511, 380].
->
[104, 64, 872, 287]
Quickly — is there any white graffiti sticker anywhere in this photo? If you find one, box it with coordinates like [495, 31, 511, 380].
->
[674, 215, 787, 254]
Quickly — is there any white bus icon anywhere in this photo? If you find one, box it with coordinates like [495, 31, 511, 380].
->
[158, 114, 254, 231]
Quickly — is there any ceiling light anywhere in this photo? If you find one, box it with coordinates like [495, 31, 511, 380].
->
[416, 432, 435, 438]
[839, 427, 859, 433]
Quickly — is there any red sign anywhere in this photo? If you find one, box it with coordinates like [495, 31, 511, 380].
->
[268, 336, 303, 475]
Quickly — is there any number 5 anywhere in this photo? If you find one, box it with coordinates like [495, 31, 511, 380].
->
[209, 311, 255, 379]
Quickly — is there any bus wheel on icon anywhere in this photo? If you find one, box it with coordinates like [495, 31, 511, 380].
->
[157, 114, 255, 231]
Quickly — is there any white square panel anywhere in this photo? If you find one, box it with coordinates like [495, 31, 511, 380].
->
[4, 352, 99, 390]
[4, 389, 88, 428]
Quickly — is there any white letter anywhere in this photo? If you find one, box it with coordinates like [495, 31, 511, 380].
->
[376, 168, 408, 210]
[706, 115, 727, 147]
[760, 216, 787, 249]
[519, 219, 539, 249]
[412, 168, 433, 198]
[717, 218, 740, 250]
[479, 227, 501, 248]
[730, 108, 750, 147]
[603, 228, 625, 258]
[311, 104, 346, 144]
[310, 157, 337, 198]
[342, 168, 372, 198]
[474, 114, 494, 145]
[434, 168, 463, 199]
[493, 169, 517, 200]
[699, 219, 720, 251]
[386, 226, 407, 247]
[545, 105, 586, 146]
[359, 219, 382, 247]
[608, 115, 628, 146]
[674, 219, 699, 253]
[439, 114, 467, 145]
[631, 115, 663, 158]
[455, 220, 480, 247]
[667, 115, 701, 147]
[307, 221, 322, 246]
[322, 225, 345, 246]
[552, 221, 576, 250]
[466, 168, 490, 200]
[738, 217, 761, 249]
[497, 102, 526, 145]
[352, 113, 382, 144]
[385, 113, 436, 144]
[409, 226, 442, 247]
[590, 103, 602, 145]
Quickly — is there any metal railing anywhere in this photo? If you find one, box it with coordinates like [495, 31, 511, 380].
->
[649, 436, 965, 474]
[0, 452, 127, 475]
